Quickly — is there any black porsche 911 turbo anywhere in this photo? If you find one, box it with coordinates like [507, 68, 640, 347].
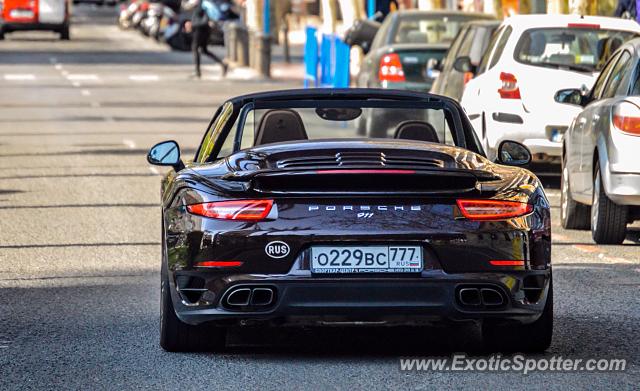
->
[147, 88, 552, 353]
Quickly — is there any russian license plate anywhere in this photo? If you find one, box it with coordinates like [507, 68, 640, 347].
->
[310, 246, 422, 274]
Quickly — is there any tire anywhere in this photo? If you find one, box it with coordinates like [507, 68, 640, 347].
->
[560, 156, 590, 230]
[59, 26, 70, 41]
[591, 162, 628, 244]
[0, 28, 5, 40]
[482, 277, 553, 353]
[160, 242, 226, 352]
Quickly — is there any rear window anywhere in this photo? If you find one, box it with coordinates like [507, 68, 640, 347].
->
[514, 27, 638, 72]
[392, 16, 479, 45]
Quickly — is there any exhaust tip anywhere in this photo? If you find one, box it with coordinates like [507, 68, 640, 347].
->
[480, 288, 505, 306]
[458, 288, 481, 306]
[250, 288, 274, 306]
[226, 288, 251, 306]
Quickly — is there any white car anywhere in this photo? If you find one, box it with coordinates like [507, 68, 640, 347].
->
[459, 14, 640, 162]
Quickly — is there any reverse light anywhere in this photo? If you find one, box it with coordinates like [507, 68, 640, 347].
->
[489, 260, 525, 267]
[456, 199, 533, 221]
[195, 261, 243, 267]
[498, 72, 521, 99]
[612, 101, 640, 136]
[378, 53, 406, 83]
[187, 199, 273, 221]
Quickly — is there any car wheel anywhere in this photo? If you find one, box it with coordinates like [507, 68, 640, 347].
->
[0, 28, 5, 40]
[59, 25, 70, 41]
[159, 232, 226, 352]
[560, 157, 590, 230]
[482, 277, 553, 353]
[591, 162, 627, 244]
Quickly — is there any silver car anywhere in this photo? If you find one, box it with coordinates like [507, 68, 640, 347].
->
[558, 38, 640, 244]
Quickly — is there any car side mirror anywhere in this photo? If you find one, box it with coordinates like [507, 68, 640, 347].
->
[554, 88, 587, 106]
[496, 140, 531, 166]
[147, 140, 185, 171]
[453, 56, 476, 74]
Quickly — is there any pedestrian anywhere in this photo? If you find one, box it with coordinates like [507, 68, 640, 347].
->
[190, 0, 228, 78]
[614, 0, 637, 21]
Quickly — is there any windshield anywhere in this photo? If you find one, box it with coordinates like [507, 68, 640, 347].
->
[514, 27, 638, 72]
[392, 16, 479, 45]
[214, 99, 468, 159]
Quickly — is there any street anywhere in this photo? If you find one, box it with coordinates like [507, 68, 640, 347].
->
[0, 6, 639, 390]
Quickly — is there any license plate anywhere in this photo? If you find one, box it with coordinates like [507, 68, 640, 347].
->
[10, 9, 34, 18]
[310, 245, 422, 274]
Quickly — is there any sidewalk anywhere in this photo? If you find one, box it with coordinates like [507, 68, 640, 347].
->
[226, 41, 305, 84]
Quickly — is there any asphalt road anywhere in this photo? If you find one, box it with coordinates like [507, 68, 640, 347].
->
[0, 6, 639, 390]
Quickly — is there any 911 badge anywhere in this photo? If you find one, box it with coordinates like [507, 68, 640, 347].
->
[265, 241, 290, 259]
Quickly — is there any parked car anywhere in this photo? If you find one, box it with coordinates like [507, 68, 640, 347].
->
[0, 0, 70, 40]
[148, 88, 552, 354]
[558, 38, 640, 244]
[460, 14, 640, 162]
[431, 20, 500, 101]
[353, 10, 495, 92]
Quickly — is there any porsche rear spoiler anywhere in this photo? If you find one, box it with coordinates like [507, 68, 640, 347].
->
[223, 168, 497, 196]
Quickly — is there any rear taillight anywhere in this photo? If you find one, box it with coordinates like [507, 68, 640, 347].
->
[195, 261, 243, 268]
[463, 71, 474, 85]
[187, 200, 273, 221]
[456, 199, 533, 221]
[378, 53, 405, 83]
[612, 101, 640, 136]
[498, 72, 520, 99]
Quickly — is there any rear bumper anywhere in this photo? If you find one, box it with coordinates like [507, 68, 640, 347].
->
[1, 22, 67, 32]
[170, 269, 551, 327]
[603, 170, 640, 205]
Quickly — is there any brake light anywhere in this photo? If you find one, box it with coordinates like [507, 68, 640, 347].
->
[378, 53, 405, 83]
[456, 199, 533, 221]
[567, 23, 600, 29]
[195, 261, 243, 267]
[612, 101, 640, 136]
[187, 200, 273, 221]
[498, 72, 520, 99]
[489, 260, 525, 266]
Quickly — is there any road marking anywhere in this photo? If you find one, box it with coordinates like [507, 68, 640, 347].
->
[122, 139, 136, 149]
[54, 64, 63, 71]
[573, 244, 600, 253]
[149, 166, 160, 175]
[4, 74, 35, 81]
[81, 89, 91, 96]
[129, 74, 159, 82]
[61, 70, 69, 76]
[66, 74, 99, 81]
[71, 81, 81, 87]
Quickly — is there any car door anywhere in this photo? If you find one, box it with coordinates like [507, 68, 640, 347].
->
[569, 52, 620, 196]
[581, 50, 634, 198]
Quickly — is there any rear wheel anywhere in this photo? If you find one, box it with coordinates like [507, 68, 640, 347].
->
[59, 25, 70, 41]
[591, 162, 627, 244]
[160, 270, 227, 352]
[561, 156, 590, 229]
[482, 278, 553, 353]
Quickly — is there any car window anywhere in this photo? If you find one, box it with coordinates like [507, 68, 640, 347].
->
[602, 51, 632, 99]
[391, 15, 477, 45]
[614, 51, 635, 96]
[196, 102, 234, 163]
[489, 26, 512, 69]
[370, 16, 392, 50]
[514, 27, 637, 73]
[441, 26, 468, 70]
[457, 26, 477, 58]
[591, 52, 620, 99]
[477, 26, 503, 75]
[630, 60, 640, 95]
[469, 26, 497, 64]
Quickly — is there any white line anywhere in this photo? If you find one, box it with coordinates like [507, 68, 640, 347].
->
[149, 166, 160, 175]
[122, 139, 136, 149]
[129, 74, 159, 82]
[66, 74, 99, 81]
[71, 81, 81, 87]
[4, 74, 35, 81]
[54, 64, 63, 71]
[61, 70, 69, 76]
[80, 89, 91, 96]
